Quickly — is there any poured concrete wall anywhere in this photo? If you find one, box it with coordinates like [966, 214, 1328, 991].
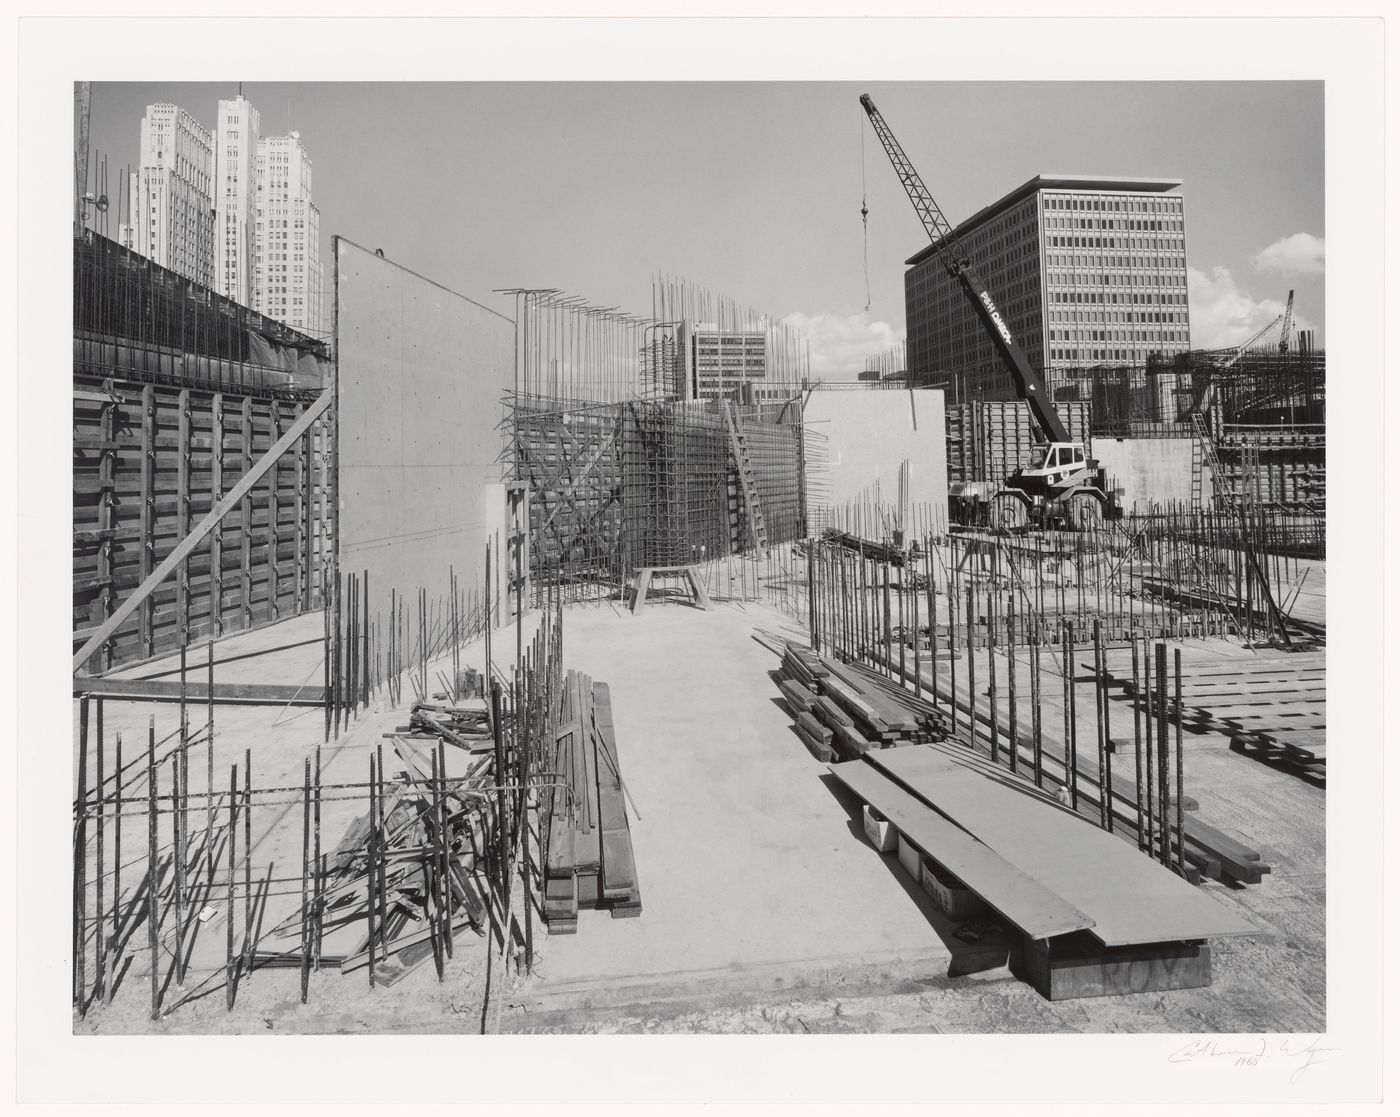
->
[1092, 436, 1205, 512]
[334, 238, 515, 607]
[802, 388, 948, 532]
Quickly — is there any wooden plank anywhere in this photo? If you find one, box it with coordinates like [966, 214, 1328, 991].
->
[830, 760, 1096, 941]
[868, 747, 1258, 947]
[72, 676, 327, 705]
[631, 568, 653, 615]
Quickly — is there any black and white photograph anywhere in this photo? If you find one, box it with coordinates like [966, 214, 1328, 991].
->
[9, 8, 1389, 1110]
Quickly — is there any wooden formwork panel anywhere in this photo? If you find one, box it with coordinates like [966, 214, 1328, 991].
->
[73, 375, 328, 673]
[946, 401, 1092, 485]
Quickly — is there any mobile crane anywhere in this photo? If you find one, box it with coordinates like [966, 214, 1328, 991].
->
[860, 93, 1121, 531]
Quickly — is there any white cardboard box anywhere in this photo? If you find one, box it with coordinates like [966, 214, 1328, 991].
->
[920, 859, 981, 920]
[863, 805, 898, 852]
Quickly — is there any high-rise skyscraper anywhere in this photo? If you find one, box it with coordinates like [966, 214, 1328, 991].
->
[904, 175, 1192, 401]
[214, 95, 260, 306]
[123, 104, 215, 288]
[254, 131, 323, 335]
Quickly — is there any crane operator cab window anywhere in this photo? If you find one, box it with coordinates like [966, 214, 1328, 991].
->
[1043, 445, 1085, 473]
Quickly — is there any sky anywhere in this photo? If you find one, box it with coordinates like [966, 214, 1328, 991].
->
[87, 80, 1324, 381]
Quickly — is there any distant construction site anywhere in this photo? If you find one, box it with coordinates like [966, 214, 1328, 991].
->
[70, 85, 1327, 1037]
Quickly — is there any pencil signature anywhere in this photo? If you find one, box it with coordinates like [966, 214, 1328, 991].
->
[1168, 1036, 1338, 1083]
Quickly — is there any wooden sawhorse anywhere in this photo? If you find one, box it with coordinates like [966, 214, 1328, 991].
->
[630, 564, 712, 615]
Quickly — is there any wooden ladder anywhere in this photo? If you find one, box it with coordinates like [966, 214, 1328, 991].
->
[1189, 410, 1231, 508]
[723, 401, 769, 551]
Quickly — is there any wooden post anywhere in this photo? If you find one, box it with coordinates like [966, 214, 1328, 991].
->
[74, 695, 89, 1012]
[226, 763, 237, 1011]
[965, 582, 975, 748]
[96, 386, 117, 672]
[94, 698, 105, 1002]
[243, 749, 253, 983]
[294, 403, 306, 614]
[1156, 641, 1170, 865]
[146, 721, 160, 1021]
[1175, 647, 1186, 875]
[1006, 598, 1017, 774]
[139, 384, 155, 659]
[300, 758, 310, 1004]
[177, 388, 191, 647]
[1132, 639, 1146, 851]
[106, 731, 122, 1007]
[240, 398, 253, 631]
[1031, 618, 1042, 787]
[986, 590, 998, 765]
[211, 393, 225, 638]
[366, 753, 378, 988]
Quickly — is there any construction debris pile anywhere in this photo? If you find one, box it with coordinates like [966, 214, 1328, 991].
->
[254, 695, 513, 989]
[543, 670, 641, 932]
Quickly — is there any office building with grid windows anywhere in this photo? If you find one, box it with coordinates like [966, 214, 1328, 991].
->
[905, 175, 1192, 406]
[683, 323, 774, 402]
[122, 104, 215, 289]
[254, 131, 323, 336]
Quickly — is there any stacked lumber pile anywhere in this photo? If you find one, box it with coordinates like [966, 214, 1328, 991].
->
[542, 670, 641, 933]
[777, 641, 945, 762]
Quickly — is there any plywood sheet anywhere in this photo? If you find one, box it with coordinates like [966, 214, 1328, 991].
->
[868, 747, 1258, 947]
[829, 761, 1095, 941]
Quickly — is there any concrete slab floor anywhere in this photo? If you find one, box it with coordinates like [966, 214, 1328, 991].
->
[502, 599, 1325, 1034]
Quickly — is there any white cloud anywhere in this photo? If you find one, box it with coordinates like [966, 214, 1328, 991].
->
[1253, 232, 1325, 276]
[778, 310, 903, 382]
[1188, 266, 1314, 350]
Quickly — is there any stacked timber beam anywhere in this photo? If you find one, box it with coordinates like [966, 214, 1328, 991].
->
[542, 669, 641, 932]
[778, 641, 946, 762]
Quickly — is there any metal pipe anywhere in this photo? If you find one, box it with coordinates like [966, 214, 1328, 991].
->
[146, 719, 160, 1020]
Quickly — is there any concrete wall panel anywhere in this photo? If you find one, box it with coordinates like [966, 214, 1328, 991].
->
[1092, 436, 1202, 512]
[803, 389, 948, 532]
[334, 238, 515, 604]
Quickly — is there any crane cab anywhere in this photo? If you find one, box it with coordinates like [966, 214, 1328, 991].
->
[1011, 442, 1093, 496]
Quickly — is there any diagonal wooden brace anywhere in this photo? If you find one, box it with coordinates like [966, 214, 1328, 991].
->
[73, 390, 333, 673]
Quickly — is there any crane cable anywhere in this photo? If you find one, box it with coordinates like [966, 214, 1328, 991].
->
[861, 109, 871, 311]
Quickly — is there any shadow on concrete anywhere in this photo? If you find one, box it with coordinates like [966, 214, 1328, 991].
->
[817, 771, 1015, 982]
